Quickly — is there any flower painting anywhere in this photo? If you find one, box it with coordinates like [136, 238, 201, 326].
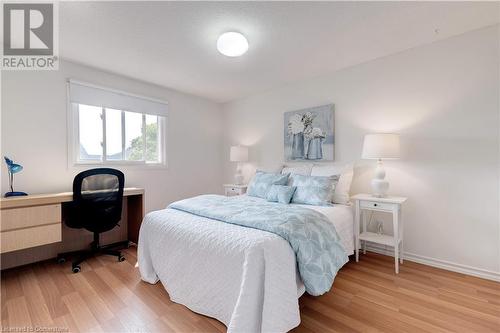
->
[284, 104, 334, 161]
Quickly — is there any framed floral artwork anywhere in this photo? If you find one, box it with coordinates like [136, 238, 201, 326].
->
[284, 104, 334, 161]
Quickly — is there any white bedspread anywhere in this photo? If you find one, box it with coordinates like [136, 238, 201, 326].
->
[138, 196, 353, 333]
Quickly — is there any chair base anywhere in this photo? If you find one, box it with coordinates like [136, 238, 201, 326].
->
[57, 235, 129, 273]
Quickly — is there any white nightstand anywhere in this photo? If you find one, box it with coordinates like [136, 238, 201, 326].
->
[223, 184, 247, 197]
[351, 193, 407, 273]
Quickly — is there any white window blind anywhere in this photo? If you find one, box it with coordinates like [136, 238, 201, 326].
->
[68, 80, 168, 116]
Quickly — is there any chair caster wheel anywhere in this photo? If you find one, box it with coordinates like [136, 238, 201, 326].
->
[57, 257, 66, 264]
[118, 255, 125, 262]
[72, 265, 81, 273]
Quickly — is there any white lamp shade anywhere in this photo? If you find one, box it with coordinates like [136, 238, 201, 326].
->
[230, 146, 248, 162]
[362, 134, 400, 160]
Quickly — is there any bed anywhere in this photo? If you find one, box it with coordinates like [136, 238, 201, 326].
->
[138, 194, 353, 333]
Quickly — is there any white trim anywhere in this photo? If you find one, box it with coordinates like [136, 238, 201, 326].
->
[497, 24, 500, 289]
[121, 111, 126, 160]
[66, 83, 73, 169]
[364, 243, 500, 282]
[71, 161, 167, 170]
[142, 114, 147, 161]
[160, 115, 168, 168]
[68, 79, 169, 106]
[102, 107, 107, 161]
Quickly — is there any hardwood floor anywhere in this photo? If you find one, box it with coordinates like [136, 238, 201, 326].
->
[1, 248, 499, 333]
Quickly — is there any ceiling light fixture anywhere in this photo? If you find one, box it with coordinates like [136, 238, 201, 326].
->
[217, 32, 248, 57]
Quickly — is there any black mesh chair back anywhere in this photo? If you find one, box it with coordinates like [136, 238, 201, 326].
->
[71, 168, 125, 233]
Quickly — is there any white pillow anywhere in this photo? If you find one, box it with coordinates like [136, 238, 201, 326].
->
[281, 164, 313, 176]
[256, 164, 283, 174]
[311, 163, 354, 205]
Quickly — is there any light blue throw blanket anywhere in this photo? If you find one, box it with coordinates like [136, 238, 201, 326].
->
[169, 195, 348, 296]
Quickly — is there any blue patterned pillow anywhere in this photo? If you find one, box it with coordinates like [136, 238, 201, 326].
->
[267, 185, 297, 204]
[247, 172, 289, 199]
[290, 174, 339, 206]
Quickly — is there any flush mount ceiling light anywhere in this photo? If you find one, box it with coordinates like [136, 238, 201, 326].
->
[217, 32, 249, 57]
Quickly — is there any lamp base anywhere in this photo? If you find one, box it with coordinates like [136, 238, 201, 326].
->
[234, 162, 244, 185]
[4, 191, 28, 198]
[371, 179, 389, 197]
[234, 173, 244, 185]
[371, 159, 389, 197]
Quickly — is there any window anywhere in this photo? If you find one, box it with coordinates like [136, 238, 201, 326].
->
[68, 80, 167, 166]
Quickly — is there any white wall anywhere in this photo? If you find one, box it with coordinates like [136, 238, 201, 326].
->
[223, 26, 500, 277]
[1, 60, 224, 213]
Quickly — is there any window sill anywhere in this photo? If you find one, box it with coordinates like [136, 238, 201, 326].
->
[72, 161, 168, 170]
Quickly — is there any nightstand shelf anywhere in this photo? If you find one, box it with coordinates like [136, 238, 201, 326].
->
[359, 232, 400, 247]
[352, 193, 407, 273]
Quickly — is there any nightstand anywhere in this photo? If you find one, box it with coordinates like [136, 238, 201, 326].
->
[351, 193, 407, 273]
[223, 184, 247, 197]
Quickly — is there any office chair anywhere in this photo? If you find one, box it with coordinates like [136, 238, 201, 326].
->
[57, 168, 129, 273]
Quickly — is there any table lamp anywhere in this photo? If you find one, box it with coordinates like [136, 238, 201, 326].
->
[4, 156, 28, 197]
[361, 134, 400, 197]
[230, 146, 248, 185]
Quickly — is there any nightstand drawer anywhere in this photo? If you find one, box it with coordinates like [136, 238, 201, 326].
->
[223, 184, 247, 196]
[360, 200, 394, 211]
[226, 188, 245, 196]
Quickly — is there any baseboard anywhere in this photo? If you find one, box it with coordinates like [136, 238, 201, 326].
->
[365, 243, 500, 282]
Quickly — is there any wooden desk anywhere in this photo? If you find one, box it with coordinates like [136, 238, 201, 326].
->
[0, 188, 144, 269]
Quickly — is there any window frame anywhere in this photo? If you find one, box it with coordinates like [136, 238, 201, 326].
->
[68, 102, 168, 169]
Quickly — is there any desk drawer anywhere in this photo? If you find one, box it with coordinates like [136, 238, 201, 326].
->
[360, 200, 394, 211]
[1, 204, 61, 232]
[1, 223, 61, 253]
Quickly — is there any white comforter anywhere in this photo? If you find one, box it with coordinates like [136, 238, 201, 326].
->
[138, 197, 353, 333]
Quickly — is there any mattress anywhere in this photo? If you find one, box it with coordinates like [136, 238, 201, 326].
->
[247, 195, 355, 256]
[298, 202, 355, 256]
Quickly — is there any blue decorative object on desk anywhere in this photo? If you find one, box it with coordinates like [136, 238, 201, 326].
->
[4, 156, 28, 197]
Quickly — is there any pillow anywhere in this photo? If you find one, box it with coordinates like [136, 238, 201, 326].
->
[281, 164, 313, 176]
[267, 185, 297, 204]
[290, 174, 339, 206]
[311, 163, 354, 205]
[256, 164, 283, 174]
[247, 171, 289, 199]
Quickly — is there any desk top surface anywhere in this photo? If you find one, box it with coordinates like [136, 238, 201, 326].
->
[0, 187, 144, 209]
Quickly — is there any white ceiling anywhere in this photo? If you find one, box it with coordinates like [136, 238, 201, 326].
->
[60, 2, 500, 103]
